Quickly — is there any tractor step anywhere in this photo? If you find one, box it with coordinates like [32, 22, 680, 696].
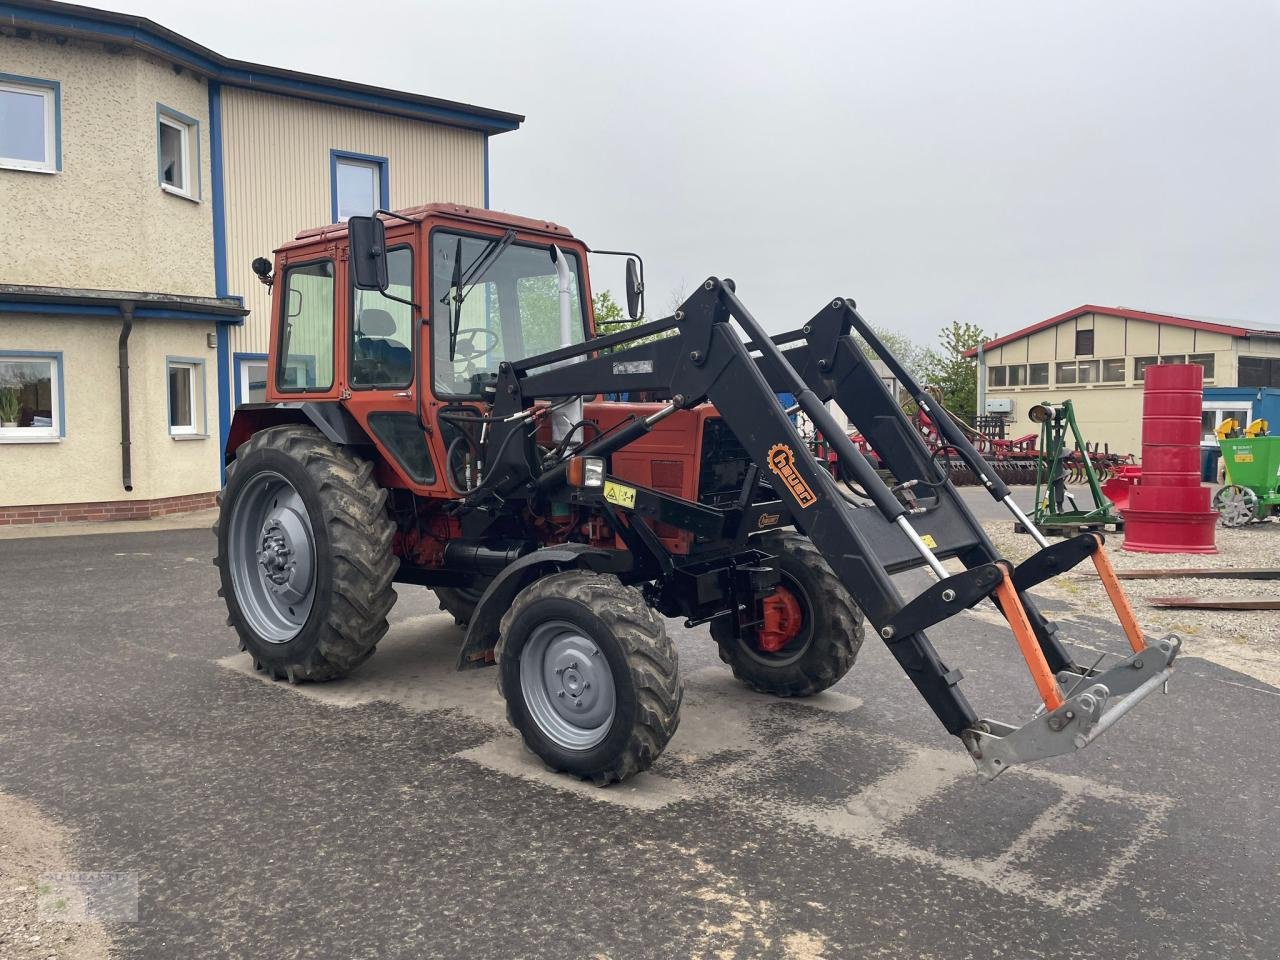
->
[965, 636, 1180, 780]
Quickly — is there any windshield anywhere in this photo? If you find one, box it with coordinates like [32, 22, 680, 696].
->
[431, 230, 588, 397]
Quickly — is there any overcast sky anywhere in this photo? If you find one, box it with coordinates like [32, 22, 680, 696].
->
[102, 0, 1280, 344]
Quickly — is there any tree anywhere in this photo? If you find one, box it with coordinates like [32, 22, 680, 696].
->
[918, 321, 989, 425]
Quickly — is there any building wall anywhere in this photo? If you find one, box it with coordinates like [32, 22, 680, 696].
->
[0, 315, 219, 506]
[984, 312, 1243, 454]
[219, 86, 487, 358]
[0, 33, 215, 296]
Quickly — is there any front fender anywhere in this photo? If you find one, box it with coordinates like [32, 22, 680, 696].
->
[455, 544, 632, 670]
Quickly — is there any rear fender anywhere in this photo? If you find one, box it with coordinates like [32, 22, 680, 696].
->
[455, 544, 632, 670]
[225, 402, 373, 463]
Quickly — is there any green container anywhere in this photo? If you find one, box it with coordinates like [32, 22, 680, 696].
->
[1220, 437, 1280, 498]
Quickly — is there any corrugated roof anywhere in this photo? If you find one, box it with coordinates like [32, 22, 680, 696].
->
[963, 305, 1280, 358]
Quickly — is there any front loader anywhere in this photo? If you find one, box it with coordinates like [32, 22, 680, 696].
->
[215, 204, 1176, 785]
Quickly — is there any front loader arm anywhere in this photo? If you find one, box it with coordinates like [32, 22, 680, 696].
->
[461, 279, 1176, 780]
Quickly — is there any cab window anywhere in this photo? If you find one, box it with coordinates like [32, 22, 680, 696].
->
[430, 231, 587, 398]
[351, 245, 413, 388]
[277, 260, 334, 391]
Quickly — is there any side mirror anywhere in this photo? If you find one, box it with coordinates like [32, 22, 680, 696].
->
[625, 257, 644, 320]
[348, 215, 388, 291]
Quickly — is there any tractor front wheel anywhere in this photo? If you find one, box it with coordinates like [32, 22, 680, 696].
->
[215, 424, 398, 681]
[712, 530, 864, 697]
[497, 571, 682, 785]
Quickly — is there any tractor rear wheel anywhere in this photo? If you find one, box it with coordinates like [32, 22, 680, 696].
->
[497, 571, 682, 785]
[215, 424, 398, 682]
[712, 530, 864, 697]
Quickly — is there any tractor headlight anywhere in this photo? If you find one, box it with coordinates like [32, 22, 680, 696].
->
[567, 455, 606, 488]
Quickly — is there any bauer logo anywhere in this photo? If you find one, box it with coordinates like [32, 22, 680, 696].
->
[767, 444, 817, 509]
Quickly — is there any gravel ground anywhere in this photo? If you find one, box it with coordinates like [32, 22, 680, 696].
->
[0, 793, 109, 960]
[985, 520, 1280, 649]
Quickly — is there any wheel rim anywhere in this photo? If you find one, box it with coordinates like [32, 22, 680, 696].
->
[227, 470, 317, 643]
[1214, 485, 1258, 527]
[519, 620, 615, 750]
[738, 573, 814, 667]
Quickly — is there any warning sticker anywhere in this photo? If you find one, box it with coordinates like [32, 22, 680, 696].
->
[1235, 451, 1254, 463]
[603, 481, 637, 509]
[920, 534, 938, 548]
[767, 444, 818, 509]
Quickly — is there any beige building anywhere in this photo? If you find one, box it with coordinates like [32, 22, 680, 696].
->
[0, 0, 520, 523]
[969, 305, 1280, 455]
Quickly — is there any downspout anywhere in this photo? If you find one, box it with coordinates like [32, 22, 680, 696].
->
[118, 303, 135, 492]
[976, 341, 987, 423]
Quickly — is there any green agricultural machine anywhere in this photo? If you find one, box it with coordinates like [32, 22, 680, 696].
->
[1021, 400, 1124, 537]
[1214, 435, 1280, 526]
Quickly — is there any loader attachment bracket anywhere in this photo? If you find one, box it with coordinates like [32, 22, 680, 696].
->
[882, 563, 1003, 641]
[1011, 533, 1100, 593]
[964, 635, 1179, 780]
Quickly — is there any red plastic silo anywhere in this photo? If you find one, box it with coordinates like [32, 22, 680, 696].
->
[1121, 364, 1217, 553]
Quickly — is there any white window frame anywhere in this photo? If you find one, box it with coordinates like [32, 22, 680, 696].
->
[0, 75, 59, 173]
[0, 352, 63, 443]
[157, 105, 200, 201]
[331, 151, 386, 222]
[1201, 402, 1253, 444]
[235, 354, 269, 405]
[166, 357, 206, 438]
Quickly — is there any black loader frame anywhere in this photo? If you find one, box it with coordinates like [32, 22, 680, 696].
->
[454, 278, 1177, 779]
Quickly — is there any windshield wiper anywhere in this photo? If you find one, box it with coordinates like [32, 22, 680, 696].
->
[444, 229, 517, 360]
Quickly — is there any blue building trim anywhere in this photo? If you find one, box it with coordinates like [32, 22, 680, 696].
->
[155, 101, 202, 200]
[483, 135, 490, 209]
[330, 149, 390, 223]
[208, 79, 234, 482]
[0, 3, 521, 134]
[0, 349, 65, 437]
[0, 301, 241, 322]
[0, 71, 61, 170]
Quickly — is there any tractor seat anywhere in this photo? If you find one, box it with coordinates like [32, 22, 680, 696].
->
[354, 308, 412, 384]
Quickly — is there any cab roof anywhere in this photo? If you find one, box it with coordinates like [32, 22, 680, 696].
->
[279, 204, 576, 254]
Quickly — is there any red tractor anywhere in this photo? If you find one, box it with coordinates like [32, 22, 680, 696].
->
[216, 203, 1177, 785]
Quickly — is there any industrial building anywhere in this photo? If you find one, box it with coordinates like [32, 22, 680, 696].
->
[0, 0, 520, 523]
[969, 305, 1280, 456]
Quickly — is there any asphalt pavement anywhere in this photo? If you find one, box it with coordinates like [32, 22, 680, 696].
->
[0, 510, 1277, 959]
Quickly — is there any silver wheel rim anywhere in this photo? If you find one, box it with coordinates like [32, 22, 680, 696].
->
[519, 620, 615, 750]
[227, 470, 317, 643]
[1214, 485, 1258, 527]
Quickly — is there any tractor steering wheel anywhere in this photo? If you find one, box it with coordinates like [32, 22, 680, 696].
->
[453, 327, 501, 362]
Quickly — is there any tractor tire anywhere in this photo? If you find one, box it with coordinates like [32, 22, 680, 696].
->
[433, 583, 489, 627]
[712, 530, 864, 697]
[497, 570, 682, 785]
[215, 424, 398, 682]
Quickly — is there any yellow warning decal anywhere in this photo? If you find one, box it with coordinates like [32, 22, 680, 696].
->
[767, 444, 818, 509]
[920, 534, 938, 548]
[1235, 451, 1254, 463]
[603, 481, 637, 509]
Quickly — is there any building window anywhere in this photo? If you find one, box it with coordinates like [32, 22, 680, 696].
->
[278, 260, 336, 391]
[1077, 360, 1099, 383]
[1075, 328, 1094, 356]
[0, 352, 62, 441]
[1159, 353, 1185, 366]
[235, 355, 269, 404]
[988, 365, 1007, 387]
[331, 151, 388, 222]
[157, 105, 200, 200]
[1188, 353, 1215, 381]
[1102, 358, 1126, 383]
[166, 359, 205, 436]
[1202, 406, 1252, 442]
[0, 74, 60, 172]
[1007, 364, 1028, 386]
[1239, 356, 1280, 389]
[1134, 356, 1156, 381]
[1029, 363, 1049, 386]
[1055, 361, 1077, 385]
